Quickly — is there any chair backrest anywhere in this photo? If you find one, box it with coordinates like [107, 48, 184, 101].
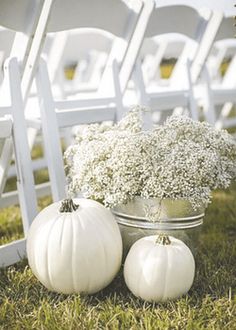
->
[207, 37, 236, 83]
[0, 57, 38, 267]
[154, 0, 235, 17]
[215, 39, 236, 58]
[137, 5, 207, 85]
[48, 29, 113, 62]
[214, 16, 235, 41]
[155, 34, 188, 59]
[0, 0, 141, 34]
[145, 5, 209, 40]
[140, 34, 188, 84]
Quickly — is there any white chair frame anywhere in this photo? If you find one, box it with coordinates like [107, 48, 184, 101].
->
[0, 58, 38, 267]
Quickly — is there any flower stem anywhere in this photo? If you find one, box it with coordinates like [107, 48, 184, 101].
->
[156, 233, 171, 245]
[59, 199, 79, 213]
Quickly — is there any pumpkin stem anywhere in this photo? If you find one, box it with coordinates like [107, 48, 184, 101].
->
[59, 199, 79, 213]
[156, 234, 171, 245]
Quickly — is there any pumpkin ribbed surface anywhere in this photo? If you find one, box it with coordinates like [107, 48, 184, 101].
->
[27, 199, 122, 294]
[124, 235, 195, 302]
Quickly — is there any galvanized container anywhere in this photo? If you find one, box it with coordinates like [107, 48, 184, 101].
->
[112, 197, 205, 255]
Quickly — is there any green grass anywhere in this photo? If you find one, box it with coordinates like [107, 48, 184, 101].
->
[0, 182, 235, 329]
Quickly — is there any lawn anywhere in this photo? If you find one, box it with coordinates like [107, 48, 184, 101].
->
[0, 178, 235, 329]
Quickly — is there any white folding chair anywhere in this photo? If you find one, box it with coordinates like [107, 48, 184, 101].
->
[0, 57, 38, 267]
[131, 4, 221, 125]
[0, 0, 57, 207]
[0, 0, 72, 266]
[0, 25, 51, 208]
[30, 0, 154, 202]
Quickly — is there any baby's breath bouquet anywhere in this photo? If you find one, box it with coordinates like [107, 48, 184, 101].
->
[65, 107, 236, 210]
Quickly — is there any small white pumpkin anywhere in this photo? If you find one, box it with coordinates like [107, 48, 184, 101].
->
[124, 234, 195, 302]
[27, 198, 122, 294]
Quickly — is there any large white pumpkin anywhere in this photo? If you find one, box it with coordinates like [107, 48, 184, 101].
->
[124, 235, 195, 302]
[27, 198, 122, 294]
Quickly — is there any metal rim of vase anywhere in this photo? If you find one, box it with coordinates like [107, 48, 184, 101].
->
[112, 210, 205, 222]
[112, 211, 204, 230]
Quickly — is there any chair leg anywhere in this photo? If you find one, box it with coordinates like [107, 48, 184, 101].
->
[112, 60, 125, 122]
[187, 60, 198, 121]
[6, 57, 38, 233]
[201, 66, 217, 125]
[0, 137, 13, 196]
[35, 58, 67, 202]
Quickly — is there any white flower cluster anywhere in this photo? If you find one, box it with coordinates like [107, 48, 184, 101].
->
[64, 108, 236, 209]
